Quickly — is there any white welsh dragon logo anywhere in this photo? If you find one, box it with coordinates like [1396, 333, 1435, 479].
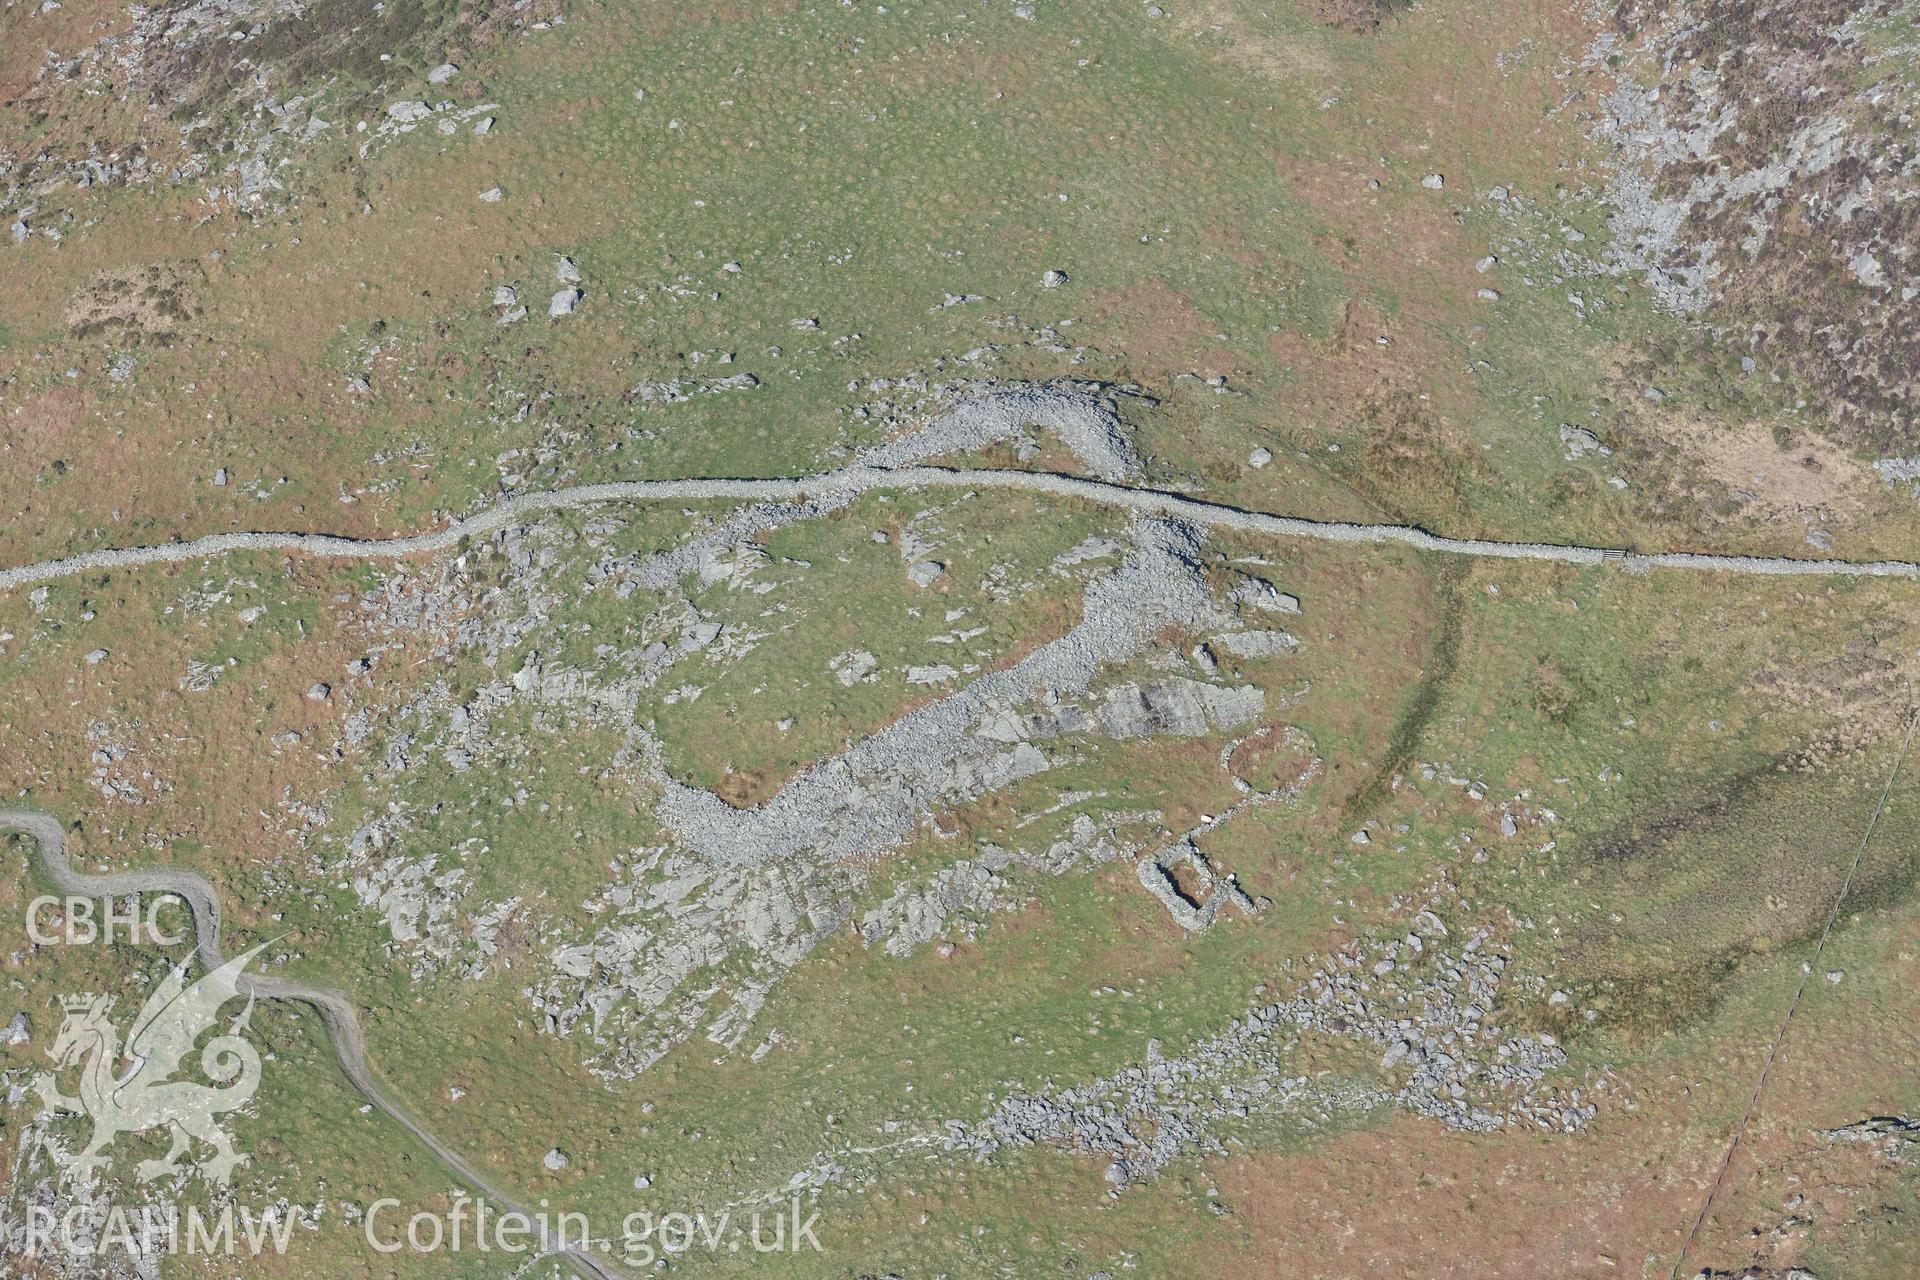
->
[33, 943, 268, 1187]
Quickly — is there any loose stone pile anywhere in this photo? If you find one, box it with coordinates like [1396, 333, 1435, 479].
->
[962, 919, 1597, 1187]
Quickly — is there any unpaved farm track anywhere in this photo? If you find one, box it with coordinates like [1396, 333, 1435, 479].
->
[4, 464, 1920, 592]
[0, 809, 632, 1280]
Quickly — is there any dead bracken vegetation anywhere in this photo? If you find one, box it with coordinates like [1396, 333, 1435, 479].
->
[62, 262, 200, 341]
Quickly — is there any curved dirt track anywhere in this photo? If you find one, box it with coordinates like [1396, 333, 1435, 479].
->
[3, 463, 1918, 593]
[0, 809, 631, 1280]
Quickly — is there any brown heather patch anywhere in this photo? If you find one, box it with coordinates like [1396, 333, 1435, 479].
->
[1606, 0, 1920, 452]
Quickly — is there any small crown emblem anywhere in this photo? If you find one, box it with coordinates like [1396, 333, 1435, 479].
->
[60, 993, 108, 1013]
